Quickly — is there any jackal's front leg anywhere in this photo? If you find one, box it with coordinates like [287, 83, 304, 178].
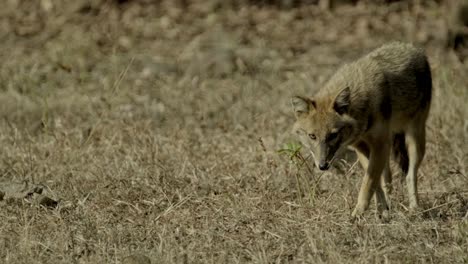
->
[352, 141, 390, 218]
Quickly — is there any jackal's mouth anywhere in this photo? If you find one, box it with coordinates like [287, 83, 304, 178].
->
[309, 151, 333, 171]
[319, 156, 337, 171]
[310, 150, 337, 171]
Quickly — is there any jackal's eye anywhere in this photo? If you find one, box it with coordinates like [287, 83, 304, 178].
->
[308, 133, 316, 140]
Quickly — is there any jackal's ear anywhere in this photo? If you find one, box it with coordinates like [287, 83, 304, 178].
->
[291, 96, 315, 118]
[333, 87, 350, 115]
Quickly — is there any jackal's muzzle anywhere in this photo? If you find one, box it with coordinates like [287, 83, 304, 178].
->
[317, 140, 340, 171]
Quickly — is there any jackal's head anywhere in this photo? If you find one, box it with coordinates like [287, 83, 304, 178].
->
[291, 87, 358, 171]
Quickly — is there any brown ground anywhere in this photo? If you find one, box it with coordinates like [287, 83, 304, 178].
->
[0, 1, 467, 263]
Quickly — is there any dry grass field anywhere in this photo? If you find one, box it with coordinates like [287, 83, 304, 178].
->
[0, 0, 467, 263]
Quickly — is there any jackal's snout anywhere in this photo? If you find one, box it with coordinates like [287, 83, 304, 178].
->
[318, 161, 330, 171]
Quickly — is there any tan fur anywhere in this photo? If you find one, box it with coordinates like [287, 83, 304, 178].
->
[292, 42, 432, 219]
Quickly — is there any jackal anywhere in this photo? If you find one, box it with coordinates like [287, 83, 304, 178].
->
[291, 42, 432, 218]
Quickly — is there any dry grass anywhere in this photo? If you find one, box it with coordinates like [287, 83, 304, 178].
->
[0, 0, 467, 263]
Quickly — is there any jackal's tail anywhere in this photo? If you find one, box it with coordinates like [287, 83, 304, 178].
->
[392, 133, 409, 174]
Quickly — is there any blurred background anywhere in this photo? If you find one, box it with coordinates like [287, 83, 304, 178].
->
[0, 0, 467, 263]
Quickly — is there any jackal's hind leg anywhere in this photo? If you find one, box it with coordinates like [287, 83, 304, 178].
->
[405, 125, 426, 210]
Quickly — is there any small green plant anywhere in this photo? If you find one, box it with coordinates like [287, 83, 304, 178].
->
[277, 142, 302, 162]
[278, 142, 322, 205]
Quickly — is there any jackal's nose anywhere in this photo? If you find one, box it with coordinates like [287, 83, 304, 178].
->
[319, 162, 330, 171]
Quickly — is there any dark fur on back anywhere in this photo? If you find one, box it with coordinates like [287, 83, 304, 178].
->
[392, 54, 431, 175]
[416, 59, 433, 109]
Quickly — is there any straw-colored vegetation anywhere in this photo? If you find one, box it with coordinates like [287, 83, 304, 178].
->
[0, 1, 466, 263]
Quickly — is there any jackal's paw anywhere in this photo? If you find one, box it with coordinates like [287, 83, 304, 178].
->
[350, 213, 366, 223]
[409, 202, 419, 212]
[351, 206, 365, 218]
[351, 207, 366, 222]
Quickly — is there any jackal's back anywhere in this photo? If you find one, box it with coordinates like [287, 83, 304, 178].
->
[320, 42, 432, 126]
[368, 42, 432, 114]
